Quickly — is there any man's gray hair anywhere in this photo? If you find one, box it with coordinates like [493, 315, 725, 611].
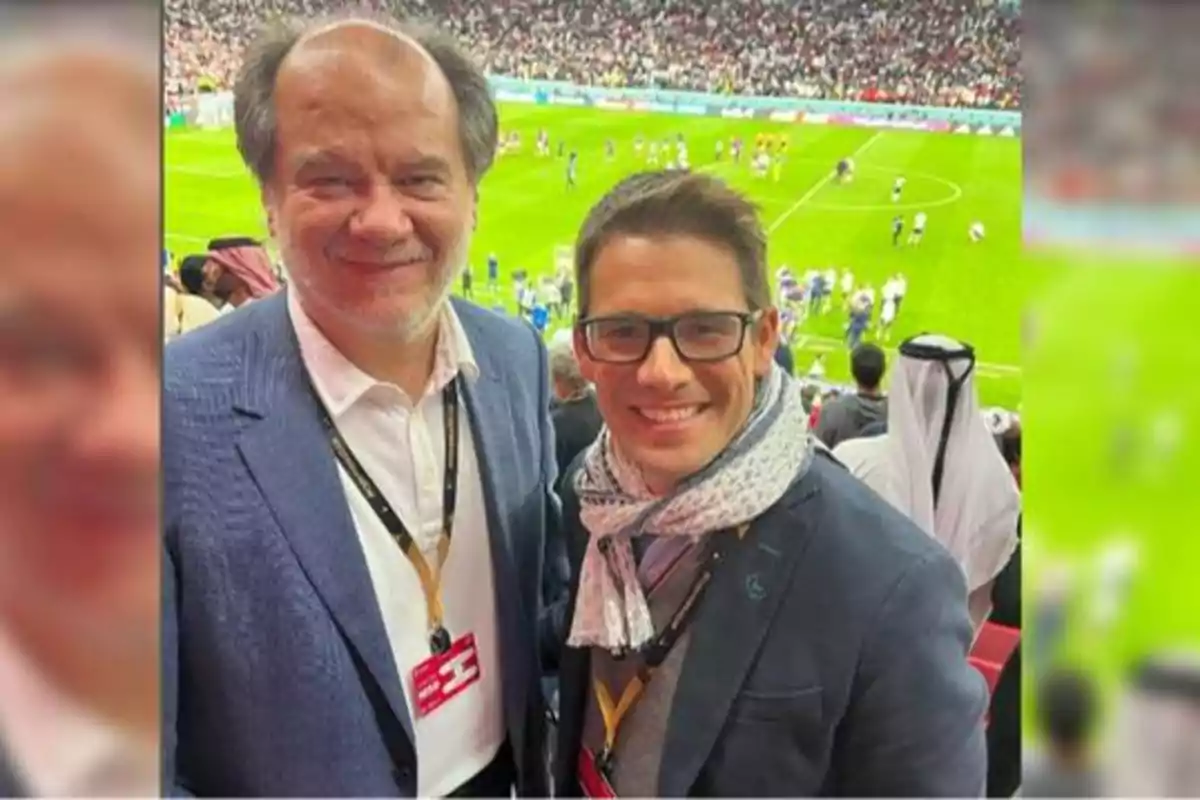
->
[548, 336, 589, 396]
[233, 11, 498, 187]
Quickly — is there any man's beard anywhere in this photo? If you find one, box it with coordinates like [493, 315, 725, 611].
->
[392, 229, 470, 342]
[280, 226, 472, 342]
[212, 271, 238, 304]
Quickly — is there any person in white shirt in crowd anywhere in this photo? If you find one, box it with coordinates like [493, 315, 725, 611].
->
[832, 334, 1020, 634]
[166, 255, 223, 341]
[540, 275, 563, 320]
[822, 266, 837, 313]
[0, 9, 161, 796]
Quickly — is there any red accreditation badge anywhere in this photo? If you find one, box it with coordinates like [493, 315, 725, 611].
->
[411, 632, 482, 718]
[578, 747, 616, 798]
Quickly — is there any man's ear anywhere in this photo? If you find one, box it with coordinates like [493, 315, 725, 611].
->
[574, 326, 596, 383]
[754, 307, 781, 378]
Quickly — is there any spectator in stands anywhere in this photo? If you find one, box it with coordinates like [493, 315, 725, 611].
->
[814, 342, 887, 449]
[0, 18, 160, 796]
[201, 236, 280, 309]
[553, 170, 986, 796]
[548, 337, 602, 491]
[832, 335, 1020, 633]
[1023, 668, 1102, 798]
[998, 418, 1022, 488]
[166, 254, 223, 339]
[799, 382, 819, 414]
[163, 14, 558, 797]
[771, 336, 794, 376]
[165, 0, 1021, 112]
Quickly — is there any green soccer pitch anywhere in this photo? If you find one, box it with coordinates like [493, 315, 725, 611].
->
[165, 103, 1033, 408]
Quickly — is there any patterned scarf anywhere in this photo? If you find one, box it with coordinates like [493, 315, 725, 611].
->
[567, 363, 816, 651]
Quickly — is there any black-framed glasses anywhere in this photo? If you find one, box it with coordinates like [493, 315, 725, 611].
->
[578, 310, 762, 364]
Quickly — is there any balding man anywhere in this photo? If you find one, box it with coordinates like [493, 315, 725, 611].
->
[547, 338, 601, 491]
[163, 13, 558, 797]
[0, 11, 161, 797]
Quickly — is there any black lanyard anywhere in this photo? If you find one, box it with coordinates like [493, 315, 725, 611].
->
[311, 378, 461, 655]
[592, 524, 747, 775]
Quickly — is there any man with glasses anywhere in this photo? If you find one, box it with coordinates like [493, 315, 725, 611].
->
[550, 171, 987, 796]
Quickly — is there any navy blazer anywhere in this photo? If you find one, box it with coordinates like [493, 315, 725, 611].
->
[554, 453, 989, 797]
[162, 293, 560, 796]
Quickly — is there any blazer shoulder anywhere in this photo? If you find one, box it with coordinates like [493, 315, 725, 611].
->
[781, 454, 960, 594]
[164, 298, 283, 397]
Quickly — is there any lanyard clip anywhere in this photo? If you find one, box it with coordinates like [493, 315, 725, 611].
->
[429, 625, 452, 655]
[595, 744, 614, 778]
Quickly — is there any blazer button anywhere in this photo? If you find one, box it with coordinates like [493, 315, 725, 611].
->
[394, 766, 414, 785]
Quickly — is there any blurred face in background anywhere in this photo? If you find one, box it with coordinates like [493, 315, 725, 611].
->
[265, 24, 475, 343]
[0, 42, 160, 733]
[577, 234, 777, 494]
[201, 258, 238, 302]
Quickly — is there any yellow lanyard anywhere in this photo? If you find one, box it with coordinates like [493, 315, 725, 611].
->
[317, 379, 461, 653]
[591, 523, 749, 767]
[593, 666, 650, 762]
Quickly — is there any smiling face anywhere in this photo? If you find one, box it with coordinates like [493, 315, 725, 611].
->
[576, 234, 778, 494]
[264, 24, 475, 342]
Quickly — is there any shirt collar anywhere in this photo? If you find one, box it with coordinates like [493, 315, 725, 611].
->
[288, 288, 479, 417]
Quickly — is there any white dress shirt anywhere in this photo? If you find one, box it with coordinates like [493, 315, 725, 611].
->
[289, 290, 504, 797]
[0, 624, 158, 797]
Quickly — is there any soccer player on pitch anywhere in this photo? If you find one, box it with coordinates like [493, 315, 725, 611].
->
[909, 211, 928, 244]
[892, 214, 904, 246]
[486, 252, 499, 291]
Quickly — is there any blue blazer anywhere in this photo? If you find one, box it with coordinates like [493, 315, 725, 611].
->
[162, 294, 561, 796]
[554, 453, 989, 797]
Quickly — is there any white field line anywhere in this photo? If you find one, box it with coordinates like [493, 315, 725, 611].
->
[766, 130, 883, 233]
[795, 333, 1021, 377]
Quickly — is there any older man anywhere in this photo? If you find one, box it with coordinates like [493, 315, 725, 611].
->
[552, 171, 987, 796]
[0, 11, 161, 797]
[547, 336, 602, 491]
[163, 14, 558, 797]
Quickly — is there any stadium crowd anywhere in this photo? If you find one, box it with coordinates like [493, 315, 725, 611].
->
[161, 4, 1027, 798]
[166, 0, 1020, 111]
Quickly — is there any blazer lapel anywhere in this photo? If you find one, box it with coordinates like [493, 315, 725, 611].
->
[453, 304, 532, 749]
[658, 476, 822, 797]
[232, 295, 415, 745]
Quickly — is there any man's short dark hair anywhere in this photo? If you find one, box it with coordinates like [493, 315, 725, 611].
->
[851, 343, 886, 391]
[178, 254, 208, 295]
[574, 170, 769, 317]
[1037, 668, 1097, 750]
